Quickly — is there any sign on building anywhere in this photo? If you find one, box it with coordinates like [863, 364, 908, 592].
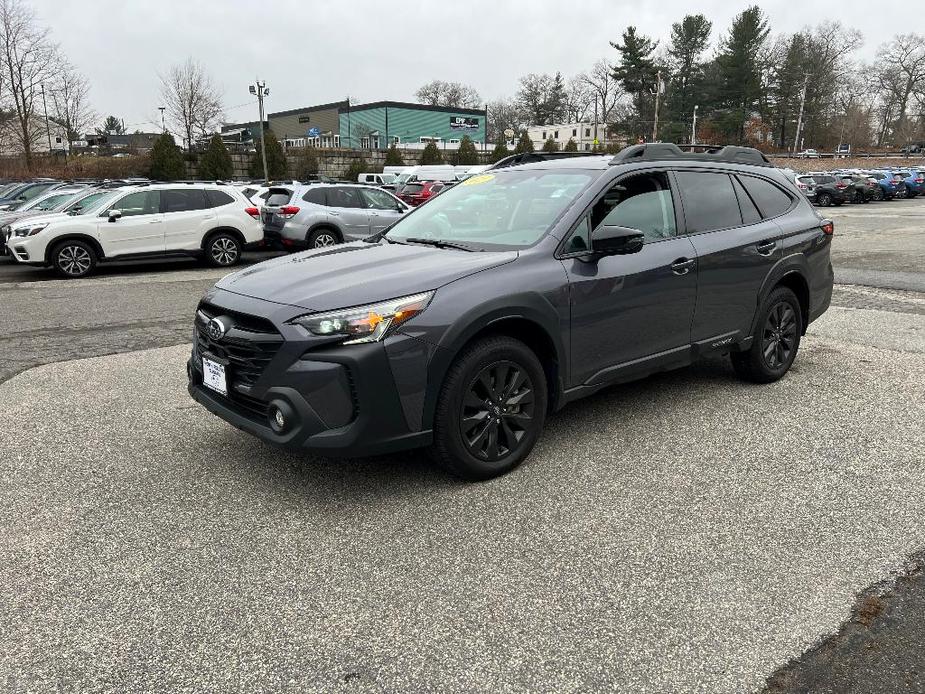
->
[298, 115, 311, 123]
[450, 117, 479, 130]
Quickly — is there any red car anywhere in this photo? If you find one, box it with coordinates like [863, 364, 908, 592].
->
[397, 181, 446, 206]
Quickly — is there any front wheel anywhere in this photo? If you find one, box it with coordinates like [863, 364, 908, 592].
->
[873, 187, 884, 201]
[731, 286, 802, 384]
[816, 192, 832, 207]
[205, 232, 242, 267]
[429, 336, 547, 480]
[52, 239, 97, 278]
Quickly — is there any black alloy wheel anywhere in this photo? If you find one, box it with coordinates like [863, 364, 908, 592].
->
[461, 361, 535, 462]
[817, 192, 832, 207]
[761, 302, 798, 370]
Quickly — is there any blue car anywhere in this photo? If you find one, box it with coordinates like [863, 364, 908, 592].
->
[896, 169, 924, 198]
[866, 171, 899, 201]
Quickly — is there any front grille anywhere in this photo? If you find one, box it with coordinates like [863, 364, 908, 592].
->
[195, 303, 283, 388]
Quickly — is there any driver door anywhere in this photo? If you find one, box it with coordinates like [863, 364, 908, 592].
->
[561, 170, 697, 387]
[360, 187, 407, 234]
[97, 190, 164, 257]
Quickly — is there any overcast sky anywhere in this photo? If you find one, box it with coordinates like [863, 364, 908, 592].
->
[30, 0, 903, 132]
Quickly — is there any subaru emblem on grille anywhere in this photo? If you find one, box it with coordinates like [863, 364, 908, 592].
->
[207, 317, 228, 341]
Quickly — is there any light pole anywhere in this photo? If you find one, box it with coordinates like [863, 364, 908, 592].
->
[792, 75, 809, 156]
[158, 107, 166, 132]
[651, 70, 663, 142]
[40, 83, 52, 153]
[691, 105, 698, 145]
[250, 80, 270, 184]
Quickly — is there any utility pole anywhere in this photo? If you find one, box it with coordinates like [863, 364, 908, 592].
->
[792, 75, 809, 156]
[651, 70, 663, 142]
[158, 107, 166, 132]
[40, 83, 52, 153]
[691, 105, 699, 145]
[250, 80, 270, 184]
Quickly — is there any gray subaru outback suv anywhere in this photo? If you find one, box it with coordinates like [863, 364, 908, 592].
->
[261, 183, 409, 250]
[189, 144, 834, 480]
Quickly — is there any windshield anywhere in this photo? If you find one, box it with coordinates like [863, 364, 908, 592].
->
[384, 169, 595, 250]
[30, 192, 78, 211]
[65, 190, 121, 215]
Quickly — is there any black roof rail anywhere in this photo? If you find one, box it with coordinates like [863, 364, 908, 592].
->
[610, 142, 773, 167]
[488, 151, 600, 170]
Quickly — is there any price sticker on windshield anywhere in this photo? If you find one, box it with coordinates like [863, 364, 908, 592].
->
[463, 174, 495, 186]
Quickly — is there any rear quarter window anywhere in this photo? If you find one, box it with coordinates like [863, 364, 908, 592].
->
[205, 190, 235, 208]
[738, 175, 793, 219]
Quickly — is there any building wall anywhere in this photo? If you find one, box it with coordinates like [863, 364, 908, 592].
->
[339, 106, 486, 150]
[527, 122, 608, 151]
[270, 107, 341, 142]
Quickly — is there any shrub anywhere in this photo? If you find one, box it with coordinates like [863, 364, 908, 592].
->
[542, 137, 559, 153]
[563, 138, 578, 152]
[384, 144, 405, 166]
[343, 157, 368, 182]
[514, 131, 534, 154]
[455, 135, 480, 165]
[197, 135, 234, 180]
[149, 132, 185, 180]
[419, 140, 443, 164]
[292, 146, 320, 180]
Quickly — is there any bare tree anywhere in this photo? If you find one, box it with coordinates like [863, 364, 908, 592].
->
[160, 58, 224, 150]
[486, 97, 522, 142]
[414, 80, 481, 108]
[49, 61, 95, 151]
[874, 34, 925, 144]
[564, 75, 593, 123]
[580, 59, 623, 123]
[0, 0, 61, 166]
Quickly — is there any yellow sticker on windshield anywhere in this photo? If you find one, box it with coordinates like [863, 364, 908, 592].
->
[462, 174, 495, 186]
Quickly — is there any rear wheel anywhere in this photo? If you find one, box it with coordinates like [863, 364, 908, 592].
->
[429, 336, 547, 481]
[731, 286, 802, 384]
[873, 187, 884, 201]
[307, 228, 340, 248]
[205, 232, 242, 267]
[52, 239, 97, 279]
[816, 192, 832, 207]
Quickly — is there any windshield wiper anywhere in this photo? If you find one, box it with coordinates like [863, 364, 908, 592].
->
[404, 237, 475, 252]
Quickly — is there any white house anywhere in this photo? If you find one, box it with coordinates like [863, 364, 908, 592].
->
[527, 122, 609, 151]
[0, 114, 69, 157]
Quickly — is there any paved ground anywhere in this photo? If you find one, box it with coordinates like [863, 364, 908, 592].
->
[1, 198, 924, 692]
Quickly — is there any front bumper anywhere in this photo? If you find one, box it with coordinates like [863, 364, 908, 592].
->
[187, 291, 435, 457]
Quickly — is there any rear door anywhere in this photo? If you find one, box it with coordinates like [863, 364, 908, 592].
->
[326, 187, 370, 240]
[161, 188, 215, 251]
[675, 170, 787, 346]
[97, 190, 164, 257]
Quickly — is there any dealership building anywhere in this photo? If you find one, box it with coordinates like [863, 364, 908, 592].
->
[224, 100, 487, 151]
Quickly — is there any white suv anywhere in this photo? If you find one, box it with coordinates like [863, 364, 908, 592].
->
[5, 183, 263, 278]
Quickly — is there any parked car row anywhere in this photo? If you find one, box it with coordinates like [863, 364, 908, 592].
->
[784, 166, 925, 206]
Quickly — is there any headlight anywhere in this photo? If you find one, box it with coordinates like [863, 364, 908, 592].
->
[291, 291, 433, 344]
[13, 223, 47, 237]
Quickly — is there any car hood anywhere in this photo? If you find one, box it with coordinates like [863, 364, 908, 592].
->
[216, 240, 518, 312]
[0, 208, 55, 227]
[7, 211, 72, 230]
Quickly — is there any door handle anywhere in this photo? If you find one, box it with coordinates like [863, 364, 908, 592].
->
[756, 240, 776, 256]
[147, 219, 162, 224]
[671, 258, 695, 275]
[329, 211, 339, 216]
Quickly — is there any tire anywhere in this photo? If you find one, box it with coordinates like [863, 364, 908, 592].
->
[307, 228, 340, 248]
[52, 239, 97, 279]
[428, 336, 548, 481]
[205, 232, 242, 267]
[731, 286, 802, 384]
[816, 192, 832, 207]
[873, 187, 884, 201]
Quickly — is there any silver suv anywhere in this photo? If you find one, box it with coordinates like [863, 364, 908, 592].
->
[260, 183, 409, 249]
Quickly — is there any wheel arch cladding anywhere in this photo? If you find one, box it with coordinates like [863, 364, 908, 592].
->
[423, 315, 562, 432]
[775, 271, 810, 334]
[202, 226, 245, 249]
[45, 234, 104, 264]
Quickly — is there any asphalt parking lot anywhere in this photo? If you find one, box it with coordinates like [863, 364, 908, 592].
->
[1, 200, 925, 693]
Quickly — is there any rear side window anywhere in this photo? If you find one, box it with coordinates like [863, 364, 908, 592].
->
[205, 190, 235, 208]
[328, 187, 364, 208]
[814, 175, 835, 185]
[738, 176, 792, 219]
[731, 177, 761, 225]
[675, 171, 741, 233]
[164, 188, 208, 212]
[302, 188, 327, 205]
[265, 188, 292, 206]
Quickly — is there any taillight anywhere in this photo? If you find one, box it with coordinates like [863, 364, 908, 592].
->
[821, 219, 834, 235]
[278, 205, 300, 219]
[835, 183, 846, 189]
[245, 206, 259, 219]
[797, 183, 807, 189]
[916, 177, 924, 184]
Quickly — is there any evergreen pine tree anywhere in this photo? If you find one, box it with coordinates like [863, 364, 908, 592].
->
[293, 147, 320, 180]
[563, 138, 578, 151]
[248, 129, 288, 180]
[197, 135, 234, 180]
[514, 131, 534, 154]
[419, 141, 443, 164]
[384, 143, 405, 166]
[491, 140, 509, 162]
[713, 6, 770, 142]
[611, 27, 660, 140]
[542, 137, 559, 152]
[149, 132, 185, 180]
[455, 136, 479, 165]
[344, 157, 369, 182]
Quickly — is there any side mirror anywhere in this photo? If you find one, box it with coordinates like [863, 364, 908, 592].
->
[107, 209, 122, 222]
[396, 204, 405, 212]
[591, 224, 645, 256]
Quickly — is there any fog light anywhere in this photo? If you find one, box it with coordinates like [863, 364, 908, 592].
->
[268, 400, 294, 434]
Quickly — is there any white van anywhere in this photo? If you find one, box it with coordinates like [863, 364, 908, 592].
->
[394, 165, 458, 187]
[357, 173, 397, 185]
